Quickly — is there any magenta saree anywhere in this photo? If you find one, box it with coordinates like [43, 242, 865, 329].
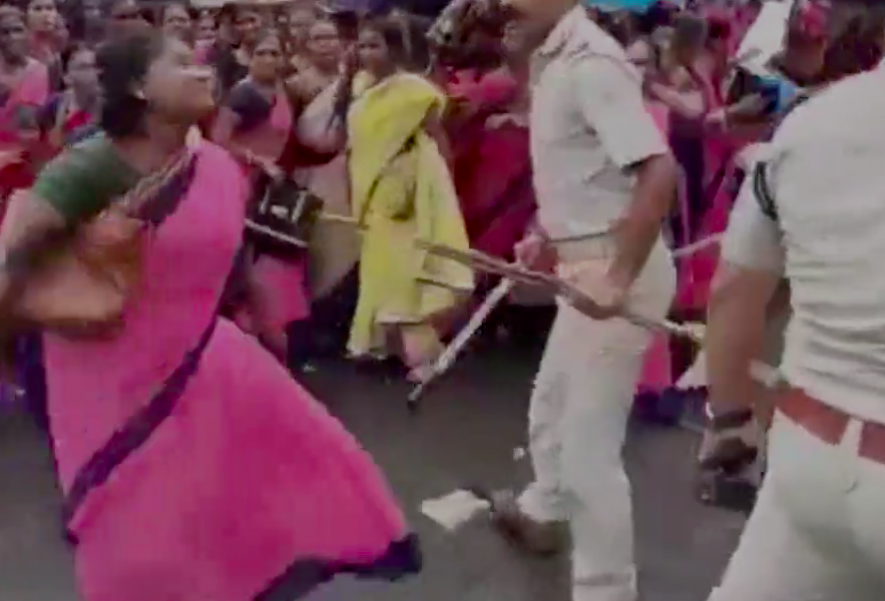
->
[17, 140, 419, 601]
[0, 59, 49, 203]
[224, 81, 311, 342]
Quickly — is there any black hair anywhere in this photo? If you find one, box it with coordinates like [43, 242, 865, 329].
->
[671, 13, 708, 51]
[161, 2, 198, 24]
[821, 0, 885, 80]
[232, 5, 261, 23]
[250, 27, 281, 52]
[60, 40, 92, 72]
[636, 1, 676, 35]
[96, 31, 166, 138]
[105, 0, 152, 24]
[402, 14, 432, 71]
[61, 0, 101, 44]
[9, 0, 49, 13]
[0, 4, 25, 24]
[217, 2, 237, 25]
[360, 14, 409, 69]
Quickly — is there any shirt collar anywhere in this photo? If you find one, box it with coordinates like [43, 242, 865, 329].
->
[536, 5, 586, 58]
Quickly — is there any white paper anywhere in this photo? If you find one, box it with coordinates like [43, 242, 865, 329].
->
[420, 489, 491, 532]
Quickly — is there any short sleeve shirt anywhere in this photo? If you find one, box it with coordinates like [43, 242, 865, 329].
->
[726, 66, 885, 422]
[721, 177, 784, 274]
[529, 7, 668, 239]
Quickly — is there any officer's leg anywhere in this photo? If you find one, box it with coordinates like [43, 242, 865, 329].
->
[709, 419, 880, 601]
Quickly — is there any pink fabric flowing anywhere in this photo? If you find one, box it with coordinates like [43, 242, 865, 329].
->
[673, 63, 730, 312]
[0, 59, 50, 141]
[45, 142, 414, 601]
[676, 55, 765, 312]
[194, 40, 212, 66]
[237, 88, 311, 334]
[637, 333, 672, 394]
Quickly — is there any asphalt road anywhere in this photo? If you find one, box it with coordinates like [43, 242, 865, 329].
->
[0, 343, 745, 601]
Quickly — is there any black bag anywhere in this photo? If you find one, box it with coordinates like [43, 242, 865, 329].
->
[245, 173, 325, 259]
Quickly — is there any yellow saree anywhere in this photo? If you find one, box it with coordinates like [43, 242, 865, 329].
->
[347, 72, 473, 360]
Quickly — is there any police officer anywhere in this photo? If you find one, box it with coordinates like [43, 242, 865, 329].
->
[490, 1, 677, 601]
[703, 0, 885, 597]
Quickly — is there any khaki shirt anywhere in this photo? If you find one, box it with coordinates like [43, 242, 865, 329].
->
[722, 66, 885, 423]
[529, 6, 668, 240]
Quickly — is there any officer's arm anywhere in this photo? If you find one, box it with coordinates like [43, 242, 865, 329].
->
[706, 190, 785, 418]
[571, 56, 678, 288]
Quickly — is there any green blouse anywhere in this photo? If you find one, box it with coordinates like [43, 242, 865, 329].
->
[32, 135, 141, 222]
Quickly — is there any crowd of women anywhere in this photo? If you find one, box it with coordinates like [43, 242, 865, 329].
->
[0, 0, 805, 404]
[0, 0, 830, 599]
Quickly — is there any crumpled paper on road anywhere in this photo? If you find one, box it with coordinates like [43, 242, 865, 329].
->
[420, 489, 491, 531]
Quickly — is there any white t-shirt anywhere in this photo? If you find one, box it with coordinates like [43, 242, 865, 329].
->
[723, 67, 885, 423]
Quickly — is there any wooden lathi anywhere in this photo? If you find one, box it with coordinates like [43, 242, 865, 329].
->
[414, 238, 704, 344]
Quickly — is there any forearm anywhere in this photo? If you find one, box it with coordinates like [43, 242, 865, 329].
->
[646, 82, 705, 119]
[705, 266, 779, 415]
[608, 153, 677, 285]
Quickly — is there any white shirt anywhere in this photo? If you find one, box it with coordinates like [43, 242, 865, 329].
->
[723, 67, 885, 423]
[529, 7, 668, 239]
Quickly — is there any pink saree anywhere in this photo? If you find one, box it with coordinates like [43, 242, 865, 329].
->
[448, 68, 536, 262]
[232, 85, 311, 337]
[39, 141, 418, 601]
[0, 59, 49, 203]
[673, 62, 732, 313]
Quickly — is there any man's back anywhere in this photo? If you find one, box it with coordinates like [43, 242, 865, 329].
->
[766, 66, 885, 419]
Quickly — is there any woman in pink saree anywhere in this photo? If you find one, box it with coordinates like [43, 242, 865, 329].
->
[0, 33, 418, 601]
[674, 12, 742, 314]
[446, 21, 535, 265]
[0, 7, 50, 205]
[212, 30, 311, 367]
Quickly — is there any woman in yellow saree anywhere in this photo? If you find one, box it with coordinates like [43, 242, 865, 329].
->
[348, 17, 473, 380]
